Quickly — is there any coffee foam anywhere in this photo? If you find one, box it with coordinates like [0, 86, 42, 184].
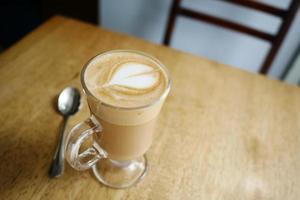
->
[104, 62, 160, 91]
[84, 52, 168, 108]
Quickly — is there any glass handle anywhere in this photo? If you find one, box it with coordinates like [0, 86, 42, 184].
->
[65, 115, 107, 171]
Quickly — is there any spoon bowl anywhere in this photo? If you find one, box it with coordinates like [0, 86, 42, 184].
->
[58, 87, 81, 116]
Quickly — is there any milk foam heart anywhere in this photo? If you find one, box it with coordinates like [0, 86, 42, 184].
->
[105, 62, 159, 90]
[84, 51, 169, 108]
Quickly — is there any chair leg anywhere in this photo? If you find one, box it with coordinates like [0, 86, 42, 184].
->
[259, 0, 300, 74]
[163, 0, 181, 46]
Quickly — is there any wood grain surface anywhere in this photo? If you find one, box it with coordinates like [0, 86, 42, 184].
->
[0, 16, 300, 200]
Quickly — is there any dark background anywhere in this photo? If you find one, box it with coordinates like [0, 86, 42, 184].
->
[0, 0, 98, 50]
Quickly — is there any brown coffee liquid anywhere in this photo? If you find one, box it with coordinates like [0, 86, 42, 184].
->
[93, 115, 157, 160]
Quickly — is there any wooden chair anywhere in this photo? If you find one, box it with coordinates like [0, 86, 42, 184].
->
[163, 0, 300, 74]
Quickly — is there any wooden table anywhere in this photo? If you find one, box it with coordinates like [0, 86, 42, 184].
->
[1, 16, 300, 200]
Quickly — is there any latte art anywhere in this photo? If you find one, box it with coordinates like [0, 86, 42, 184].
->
[103, 62, 160, 95]
[85, 52, 168, 108]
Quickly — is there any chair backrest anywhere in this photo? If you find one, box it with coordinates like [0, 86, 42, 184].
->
[164, 0, 300, 74]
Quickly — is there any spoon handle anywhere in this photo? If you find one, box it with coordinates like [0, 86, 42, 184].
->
[49, 116, 69, 178]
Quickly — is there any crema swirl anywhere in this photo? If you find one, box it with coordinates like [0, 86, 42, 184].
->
[84, 51, 168, 108]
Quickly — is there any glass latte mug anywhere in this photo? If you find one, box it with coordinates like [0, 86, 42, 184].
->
[65, 50, 171, 188]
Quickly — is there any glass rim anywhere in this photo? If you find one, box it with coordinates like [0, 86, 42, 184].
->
[80, 49, 172, 110]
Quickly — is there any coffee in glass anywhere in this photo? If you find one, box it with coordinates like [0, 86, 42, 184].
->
[65, 50, 171, 188]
